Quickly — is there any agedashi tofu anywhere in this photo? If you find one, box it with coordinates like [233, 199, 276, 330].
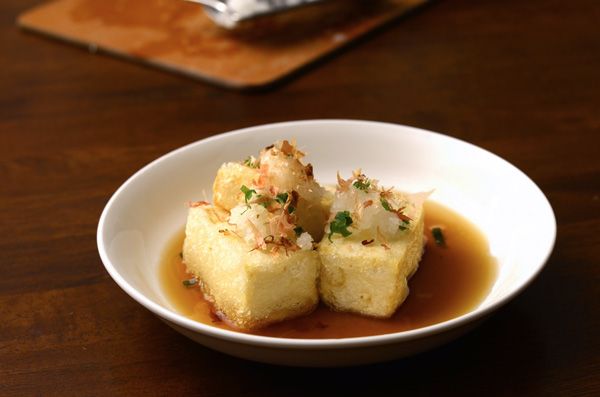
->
[182, 140, 429, 330]
[318, 170, 428, 318]
[183, 203, 320, 330]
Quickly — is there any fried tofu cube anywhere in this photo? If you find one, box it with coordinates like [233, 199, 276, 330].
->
[182, 205, 320, 329]
[317, 169, 427, 318]
[318, 209, 424, 317]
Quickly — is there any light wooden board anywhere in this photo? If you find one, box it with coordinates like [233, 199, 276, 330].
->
[18, 0, 427, 89]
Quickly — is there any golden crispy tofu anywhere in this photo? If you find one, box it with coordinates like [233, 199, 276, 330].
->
[318, 212, 424, 317]
[183, 205, 320, 329]
[317, 171, 427, 318]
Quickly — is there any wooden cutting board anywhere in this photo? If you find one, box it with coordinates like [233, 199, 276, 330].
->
[18, 0, 427, 89]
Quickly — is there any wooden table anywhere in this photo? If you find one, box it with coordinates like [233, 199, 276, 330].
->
[2, 0, 599, 395]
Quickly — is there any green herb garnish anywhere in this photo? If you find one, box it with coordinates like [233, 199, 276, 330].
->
[353, 179, 371, 191]
[241, 185, 257, 205]
[294, 226, 304, 237]
[275, 192, 296, 213]
[399, 220, 409, 231]
[328, 211, 353, 242]
[243, 156, 259, 168]
[275, 192, 288, 205]
[431, 227, 445, 246]
[381, 197, 411, 231]
[380, 197, 392, 211]
[182, 277, 198, 287]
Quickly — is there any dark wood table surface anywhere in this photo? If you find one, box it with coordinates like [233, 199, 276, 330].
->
[2, 0, 599, 395]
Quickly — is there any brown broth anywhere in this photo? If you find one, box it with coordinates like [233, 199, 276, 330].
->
[159, 201, 497, 338]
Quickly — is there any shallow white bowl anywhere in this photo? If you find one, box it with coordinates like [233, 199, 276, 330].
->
[97, 120, 556, 367]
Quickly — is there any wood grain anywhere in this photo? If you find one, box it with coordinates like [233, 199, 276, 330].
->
[1, 0, 599, 395]
[18, 0, 427, 88]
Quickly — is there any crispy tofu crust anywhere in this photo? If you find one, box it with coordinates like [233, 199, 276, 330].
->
[183, 205, 320, 330]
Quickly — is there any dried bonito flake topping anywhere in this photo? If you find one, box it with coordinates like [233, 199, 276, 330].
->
[188, 200, 210, 207]
[228, 185, 313, 253]
[262, 139, 306, 160]
[327, 169, 427, 243]
[254, 139, 324, 204]
[223, 139, 327, 253]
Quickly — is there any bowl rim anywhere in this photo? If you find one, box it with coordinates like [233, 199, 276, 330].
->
[97, 119, 556, 349]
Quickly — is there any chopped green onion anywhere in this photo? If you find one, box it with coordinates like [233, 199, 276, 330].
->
[182, 277, 198, 287]
[399, 219, 410, 231]
[328, 211, 353, 242]
[432, 227, 446, 246]
[353, 179, 371, 191]
[275, 192, 296, 213]
[240, 185, 257, 205]
[243, 156, 259, 168]
[380, 197, 392, 211]
[275, 192, 288, 205]
[294, 226, 304, 237]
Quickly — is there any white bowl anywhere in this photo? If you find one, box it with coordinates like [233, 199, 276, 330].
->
[97, 120, 556, 367]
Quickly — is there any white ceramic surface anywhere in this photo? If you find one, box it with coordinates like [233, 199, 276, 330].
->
[97, 120, 556, 367]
